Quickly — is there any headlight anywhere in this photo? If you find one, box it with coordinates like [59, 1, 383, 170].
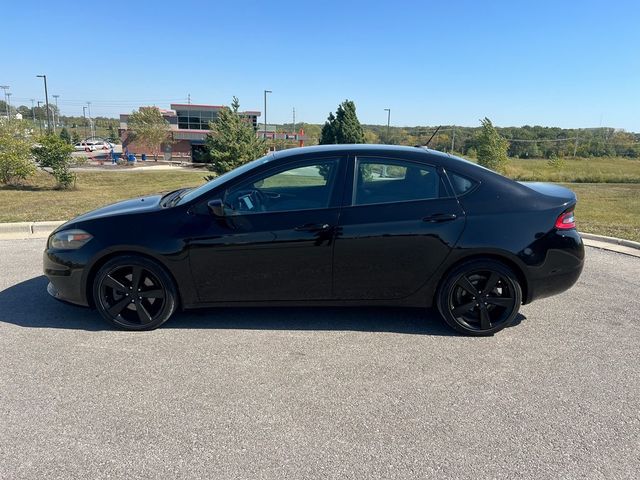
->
[49, 229, 93, 250]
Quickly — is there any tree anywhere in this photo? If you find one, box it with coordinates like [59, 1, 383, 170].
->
[32, 134, 76, 188]
[107, 124, 119, 143]
[59, 127, 72, 144]
[71, 131, 81, 144]
[127, 107, 171, 160]
[205, 96, 266, 175]
[476, 118, 509, 173]
[0, 119, 36, 185]
[319, 100, 365, 144]
[319, 112, 337, 144]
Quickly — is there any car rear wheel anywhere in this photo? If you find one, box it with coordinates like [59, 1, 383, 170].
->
[93, 255, 178, 330]
[436, 259, 522, 336]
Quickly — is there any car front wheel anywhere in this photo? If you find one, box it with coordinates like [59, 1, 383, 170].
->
[436, 259, 522, 336]
[93, 255, 178, 330]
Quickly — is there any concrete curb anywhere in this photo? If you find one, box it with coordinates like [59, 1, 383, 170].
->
[0, 220, 65, 240]
[580, 232, 640, 250]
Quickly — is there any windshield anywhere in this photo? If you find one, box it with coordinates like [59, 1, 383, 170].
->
[177, 154, 274, 205]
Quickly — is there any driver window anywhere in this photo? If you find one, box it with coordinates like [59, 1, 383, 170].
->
[225, 159, 339, 214]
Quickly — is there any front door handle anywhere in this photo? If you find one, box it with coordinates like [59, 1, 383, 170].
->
[422, 213, 458, 223]
[295, 223, 332, 232]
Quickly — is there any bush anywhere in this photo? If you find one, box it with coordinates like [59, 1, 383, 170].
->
[32, 134, 76, 189]
[476, 118, 509, 173]
[0, 119, 36, 185]
[547, 155, 565, 169]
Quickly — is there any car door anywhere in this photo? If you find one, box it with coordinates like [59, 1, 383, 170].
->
[332, 155, 465, 300]
[187, 156, 345, 303]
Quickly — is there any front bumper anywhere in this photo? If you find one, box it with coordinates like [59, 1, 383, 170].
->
[43, 249, 90, 307]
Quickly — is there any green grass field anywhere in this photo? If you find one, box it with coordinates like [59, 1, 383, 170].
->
[0, 170, 206, 223]
[505, 156, 640, 183]
[0, 160, 639, 242]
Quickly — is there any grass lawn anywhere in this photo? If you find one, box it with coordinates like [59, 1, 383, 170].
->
[567, 183, 640, 242]
[0, 167, 638, 242]
[0, 170, 206, 223]
[505, 156, 640, 183]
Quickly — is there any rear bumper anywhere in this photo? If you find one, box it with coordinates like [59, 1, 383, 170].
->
[525, 229, 585, 303]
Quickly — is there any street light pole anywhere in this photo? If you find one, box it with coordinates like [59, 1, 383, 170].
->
[384, 108, 391, 141]
[36, 75, 51, 133]
[264, 90, 272, 139]
[6, 93, 12, 119]
[30, 99, 36, 123]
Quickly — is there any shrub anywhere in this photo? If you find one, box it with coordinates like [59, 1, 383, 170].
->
[32, 134, 76, 189]
[0, 119, 36, 185]
[476, 118, 509, 173]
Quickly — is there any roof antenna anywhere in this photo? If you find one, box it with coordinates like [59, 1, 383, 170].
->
[425, 125, 441, 147]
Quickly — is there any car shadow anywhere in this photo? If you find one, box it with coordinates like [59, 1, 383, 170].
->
[0, 276, 526, 336]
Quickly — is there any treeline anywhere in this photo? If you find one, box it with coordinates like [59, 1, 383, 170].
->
[279, 122, 640, 158]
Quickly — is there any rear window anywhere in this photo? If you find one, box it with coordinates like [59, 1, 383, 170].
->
[447, 172, 477, 196]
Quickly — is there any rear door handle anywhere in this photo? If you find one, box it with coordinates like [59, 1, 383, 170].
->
[294, 223, 332, 232]
[422, 213, 458, 223]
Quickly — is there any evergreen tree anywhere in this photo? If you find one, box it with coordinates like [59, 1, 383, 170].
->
[335, 100, 364, 143]
[59, 127, 72, 144]
[205, 97, 266, 175]
[71, 131, 81, 144]
[319, 112, 337, 144]
[319, 100, 365, 145]
[476, 118, 509, 173]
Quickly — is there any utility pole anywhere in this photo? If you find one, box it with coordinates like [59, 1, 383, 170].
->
[36, 75, 51, 133]
[82, 106, 88, 140]
[264, 90, 272, 139]
[292, 107, 295, 133]
[37, 101, 43, 134]
[451, 126, 456, 153]
[52, 94, 59, 131]
[0, 86, 9, 117]
[573, 131, 579, 157]
[30, 99, 36, 123]
[5, 93, 11, 119]
[187, 93, 191, 105]
[87, 102, 94, 138]
[384, 108, 391, 141]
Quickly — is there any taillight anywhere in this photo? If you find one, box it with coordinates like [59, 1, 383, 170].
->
[555, 209, 576, 230]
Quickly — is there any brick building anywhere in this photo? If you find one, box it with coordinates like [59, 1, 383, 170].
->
[119, 103, 260, 161]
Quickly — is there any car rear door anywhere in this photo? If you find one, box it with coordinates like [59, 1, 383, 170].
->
[332, 155, 465, 300]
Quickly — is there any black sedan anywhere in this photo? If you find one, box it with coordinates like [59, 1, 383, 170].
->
[44, 145, 584, 335]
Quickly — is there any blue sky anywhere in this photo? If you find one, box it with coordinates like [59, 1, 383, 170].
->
[2, 0, 639, 130]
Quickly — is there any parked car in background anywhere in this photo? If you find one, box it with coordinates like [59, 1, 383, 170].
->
[44, 145, 584, 335]
[73, 141, 112, 152]
[74, 142, 96, 152]
[90, 141, 112, 150]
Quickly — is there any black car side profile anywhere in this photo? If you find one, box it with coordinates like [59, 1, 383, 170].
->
[44, 145, 584, 335]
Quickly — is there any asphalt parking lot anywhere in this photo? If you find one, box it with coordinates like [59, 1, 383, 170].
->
[0, 238, 638, 479]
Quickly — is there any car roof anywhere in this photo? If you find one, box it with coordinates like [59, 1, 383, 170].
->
[269, 143, 447, 159]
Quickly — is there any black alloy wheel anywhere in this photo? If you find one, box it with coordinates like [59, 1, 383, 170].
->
[93, 255, 177, 330]
[437, 259, 522, 336]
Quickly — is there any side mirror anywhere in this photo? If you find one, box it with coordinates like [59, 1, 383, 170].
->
[207, 199, 225, 217]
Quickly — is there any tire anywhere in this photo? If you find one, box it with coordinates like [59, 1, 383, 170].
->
[436, 259, 522, 336]
[92, 255, 178, 331]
